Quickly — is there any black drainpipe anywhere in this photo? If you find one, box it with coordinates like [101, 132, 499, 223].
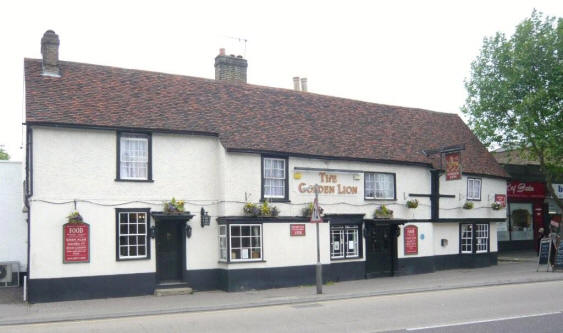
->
[430, 169, 440, 221]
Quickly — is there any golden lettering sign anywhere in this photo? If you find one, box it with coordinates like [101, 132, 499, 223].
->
[297, 172, 358, 195]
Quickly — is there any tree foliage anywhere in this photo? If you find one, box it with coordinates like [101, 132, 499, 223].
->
[0, 146, 9, 160]
[462, 10, 563, 210]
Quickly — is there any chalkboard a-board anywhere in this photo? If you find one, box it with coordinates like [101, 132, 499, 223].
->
[553, 242, 563, 272]
[537, 238, 551, 272]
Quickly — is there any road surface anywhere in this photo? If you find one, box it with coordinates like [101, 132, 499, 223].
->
[3, 280, 563, 332]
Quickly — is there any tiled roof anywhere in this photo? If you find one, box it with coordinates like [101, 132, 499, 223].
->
[24, 59, 508, 178]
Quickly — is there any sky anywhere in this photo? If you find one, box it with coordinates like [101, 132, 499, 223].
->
[1, 0, 561, 161]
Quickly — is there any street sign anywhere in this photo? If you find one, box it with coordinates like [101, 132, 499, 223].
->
[310, 197, 323, 223]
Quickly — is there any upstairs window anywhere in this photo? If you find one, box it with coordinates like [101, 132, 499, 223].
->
[117, 132, 152, 181]
[467, 177, 481, 201]
[365, 172, 395, 200]
[262, 156, 288, 200]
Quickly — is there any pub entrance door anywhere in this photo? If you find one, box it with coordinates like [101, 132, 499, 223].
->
[156, 221, 185, 282]
[365, 223, 395, 278]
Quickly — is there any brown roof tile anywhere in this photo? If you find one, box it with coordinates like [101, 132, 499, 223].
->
[24, 59, 508, 178]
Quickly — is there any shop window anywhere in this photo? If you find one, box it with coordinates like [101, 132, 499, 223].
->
[116, 209, 150, 260]
[460, 223, 489, 254]
[509, 203, 533, 240]
[330, 225, 360, 259]
[365, 172, 395, 200]
[117, 132, 152, 181]
[467, 178, 481, 201]
[219, 224, 263, 262]
[262, 156, 288, 201]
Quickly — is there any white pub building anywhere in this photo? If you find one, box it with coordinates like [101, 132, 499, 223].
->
[23, 31, 508, 302]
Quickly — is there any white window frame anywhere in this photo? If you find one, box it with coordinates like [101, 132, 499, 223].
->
[467, 177, 482, 201]
[475, 224, 489, 253]
[117, 211, 149, 260]
[330, 225, 360, 259]
[460, 224, 473, 254]
[228, 224, 263, 262]
[263, 157, 286, 199]
[219, 225, 228, 262]
[119, 133, 150, 180]
[365, 172, 395, 200]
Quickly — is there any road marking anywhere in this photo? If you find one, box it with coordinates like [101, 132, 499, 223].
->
[407, 311, 563, 331]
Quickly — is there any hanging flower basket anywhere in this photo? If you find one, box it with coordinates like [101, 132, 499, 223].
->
[301, 202, 324, 217]
[164, 197, 185, 214]
[374, 205, 393, 219]
[67, 211, 84, 224]
[463, 201, 474, 210]
[243, 201, 279, 217]
[491, 202, 502, 210]
[406, 199, 419, 209]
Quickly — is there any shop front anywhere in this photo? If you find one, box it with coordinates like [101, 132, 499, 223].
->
[498, 181, 545, 251]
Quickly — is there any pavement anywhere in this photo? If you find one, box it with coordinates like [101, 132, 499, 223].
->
[0, 251, 561, 326]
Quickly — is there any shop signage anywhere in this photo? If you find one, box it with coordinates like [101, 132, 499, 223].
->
[63, 222, 90, 263]
[404, 225, 418, 255]
[494, 194, 507, 207]
[297, 171, 358, 195]
[537, 238, 551, 271]
[290, 224, 306, 236]
[445, 152, 462, 181]
[553, 184, 563, 199]
[553, 242, 563, 271]
[507, 181, 545, 199]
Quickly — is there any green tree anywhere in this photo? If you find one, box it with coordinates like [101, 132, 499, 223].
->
[0, 146, 9, 160]
[462, 10, 563, 211]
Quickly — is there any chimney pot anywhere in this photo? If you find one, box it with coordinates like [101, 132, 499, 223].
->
[300, 78, 308, 92]
[293, 77, 301, 91]
[219, 48, 226, 56]
[41, 30, 60, 77]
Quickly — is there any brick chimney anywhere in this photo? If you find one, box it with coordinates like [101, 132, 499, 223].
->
[214, 48, 247, 83]
[41, 30, 60, 77]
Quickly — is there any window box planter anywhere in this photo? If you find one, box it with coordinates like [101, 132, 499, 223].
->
[374, 205, 394, 219]
[491, 202, 502, 210]
[463, 202, 474, 210]
[243, 201, 279, 217]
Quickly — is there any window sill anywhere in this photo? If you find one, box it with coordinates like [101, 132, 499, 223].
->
[115, 178, 154, 183]
[116, 256, 151, 261]
[330, 256, 363, 261]
[260, 198, 291, 203]
[466, 198, 481, 202]
[218, 260, 267, 264]
[364, 198, 397, 201]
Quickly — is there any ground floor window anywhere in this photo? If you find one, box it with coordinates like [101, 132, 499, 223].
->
[116, 209, 150, 260]
[219, 224, 263, 262]
[460, 223, 489, 254]
[330, 225, 360, 259]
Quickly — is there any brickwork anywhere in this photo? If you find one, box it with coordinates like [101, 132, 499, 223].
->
[214, 55, 247, 83]
[40, 30, 60, 77]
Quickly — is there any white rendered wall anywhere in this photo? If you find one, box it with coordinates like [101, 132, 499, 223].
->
[439, 175, 507, 219]
[432, 223, 461, 256]
[0, 161, 27, 271]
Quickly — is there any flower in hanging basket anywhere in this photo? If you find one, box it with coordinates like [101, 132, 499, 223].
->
[67, 211, 83, 223]
[406, 199, 419, 209]
[375, 205, 394, 219]
[463, 201, 474, 210]
[491, 202, 502, 210]
[164, 197, 185, 214]
[301, 202, 324, 217]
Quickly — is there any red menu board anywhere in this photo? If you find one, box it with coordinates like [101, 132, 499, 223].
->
[290, 224, 306, 236]
[63, 222, 90, 263]
[404, 225, 418, 255]
[494, 194, 506, 207]
[445, 152, 462, 181]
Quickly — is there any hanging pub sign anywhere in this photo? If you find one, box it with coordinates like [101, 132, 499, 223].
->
[63, 222, 90, 263]
[290, 224, 306, 236]
[494, 194, 507, 208]
[404, 225, 418, 255]
[445, 152, 462, 181]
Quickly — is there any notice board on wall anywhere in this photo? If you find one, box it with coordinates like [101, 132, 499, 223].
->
[63, 222, 90, 263]
[404, 225, 418, 255]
